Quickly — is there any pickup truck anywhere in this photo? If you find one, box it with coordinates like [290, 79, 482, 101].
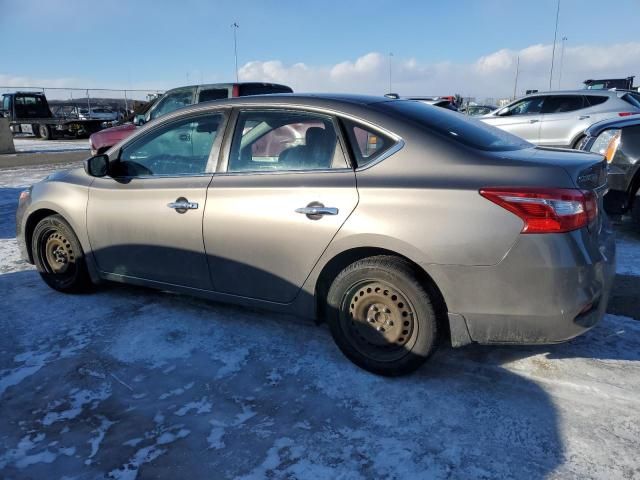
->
[89, 82, 293, 154]
[0, 91, 110, 139]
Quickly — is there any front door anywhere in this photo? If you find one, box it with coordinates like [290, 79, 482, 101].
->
[203, 109, 359, 303]
[482, 96, 545, 143]
[87, 112, 226, 289]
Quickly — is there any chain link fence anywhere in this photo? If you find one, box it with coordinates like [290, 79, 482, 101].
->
[0, 86, 164, 119]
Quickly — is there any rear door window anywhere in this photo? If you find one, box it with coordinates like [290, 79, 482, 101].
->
[585, 96, 608, 107]
[198, 88, 229, 103]
[541, 95, 586, 113]
[228, 110, 346, 172]
[237, 84, 293, 96]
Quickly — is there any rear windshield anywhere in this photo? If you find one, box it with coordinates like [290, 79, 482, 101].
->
[238, 84, 293, 96]
[382, 100, 531, 151]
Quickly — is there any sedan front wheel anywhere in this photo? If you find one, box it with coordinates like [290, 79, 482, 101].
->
[32, 214, 93, 293]
[326, 256, 438, 376]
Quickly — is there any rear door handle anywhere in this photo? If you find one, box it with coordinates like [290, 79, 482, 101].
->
[578, 115, 590, 120]
[529, 119, 540, 123]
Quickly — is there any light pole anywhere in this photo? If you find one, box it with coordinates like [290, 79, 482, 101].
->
[558, 36, 567, 89]
[549, 0, 561, 89]
[388, 52, 393, 93]
[513, 55, 520, 100]
[232, 22, 240, 82]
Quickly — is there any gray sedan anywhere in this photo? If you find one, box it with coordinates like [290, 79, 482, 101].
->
[16, 95, 616, 376]
[481, 90, 640, 148]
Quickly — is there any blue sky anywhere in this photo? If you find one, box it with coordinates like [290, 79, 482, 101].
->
[2, 0, 640, 98]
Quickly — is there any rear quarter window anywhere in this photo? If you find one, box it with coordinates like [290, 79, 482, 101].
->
[342, 120, 396, 168]
[585, 96, 608, 107]
[381, 100, 531, 152]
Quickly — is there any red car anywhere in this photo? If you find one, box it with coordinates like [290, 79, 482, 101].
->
[89, 82, 293, 155]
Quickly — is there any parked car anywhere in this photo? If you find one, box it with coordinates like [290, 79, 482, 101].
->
[89, 82, 293, 155]
[17, 94, 615, 376]
[460, 104, 497, 116]
[480, 90, 640, 148]
[577, 114, 640, 224]
[78, 107, 120, 122]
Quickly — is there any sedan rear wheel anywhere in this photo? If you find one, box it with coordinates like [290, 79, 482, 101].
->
[32, 214, 93, 293]
[326, 256, 438, 376]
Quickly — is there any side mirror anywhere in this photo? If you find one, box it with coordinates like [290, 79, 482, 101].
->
[84, 154, 109, 177]
[133, 115, 145, 126]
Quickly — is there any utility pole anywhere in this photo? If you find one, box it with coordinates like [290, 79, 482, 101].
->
[558, 36, 567, 89]
[388, 52, 393, 93]
[549, 0, 560, 89]
[513, 55, 520, 100]
[232, 22, 240, 82]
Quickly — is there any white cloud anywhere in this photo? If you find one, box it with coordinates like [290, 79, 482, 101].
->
[239, 42, 640, 101]
[3, 41, 639, 103]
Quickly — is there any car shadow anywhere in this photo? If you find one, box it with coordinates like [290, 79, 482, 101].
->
[0, 222, 636, 477]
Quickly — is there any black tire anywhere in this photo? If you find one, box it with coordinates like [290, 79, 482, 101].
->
[326, 255, 438, 376]
[32, 124, 42, 138]
[572, 135, 586, 149]
[32, 214, 93, 293]
[39, 124, 54, 140]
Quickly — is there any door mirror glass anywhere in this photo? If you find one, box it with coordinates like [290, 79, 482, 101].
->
[84, 154, 109, 177]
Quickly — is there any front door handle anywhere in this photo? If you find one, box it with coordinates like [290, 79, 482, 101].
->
[529, 119, 540, 123]
[168, 197, 199, 213]
[578, 115, 591, 120]
[295, 203, 339, 220]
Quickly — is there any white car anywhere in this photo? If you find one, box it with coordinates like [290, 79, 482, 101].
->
[480, 90, 640, 148]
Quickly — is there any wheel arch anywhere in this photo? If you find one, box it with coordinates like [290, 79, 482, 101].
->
[313, 246, 451, 345]
[24, 208, 61, 263]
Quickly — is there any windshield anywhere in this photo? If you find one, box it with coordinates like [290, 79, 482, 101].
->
[381, 100, 531, 151]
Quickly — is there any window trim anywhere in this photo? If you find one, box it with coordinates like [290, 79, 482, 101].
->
[220, 107, 354, 175]
[339, 117, 401, 170]
[109, 110, 229, 179]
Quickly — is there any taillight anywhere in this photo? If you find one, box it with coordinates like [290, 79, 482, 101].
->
[618, 112, 637, 117]
[480, 188, 597, 233]
[232, 84, 240, 97]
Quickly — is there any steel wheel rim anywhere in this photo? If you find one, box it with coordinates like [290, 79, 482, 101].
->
[340, 280, 417, 362]
[40, 229, 77, 279]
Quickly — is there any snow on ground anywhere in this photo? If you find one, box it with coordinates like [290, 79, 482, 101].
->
[13, 136, 90, 153]
[1, 164, 640, 479]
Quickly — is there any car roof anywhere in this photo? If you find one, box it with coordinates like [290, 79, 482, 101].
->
[172, 93, 394, 109]
[164, 82, 292, 93]
[522, 90, 622, 97]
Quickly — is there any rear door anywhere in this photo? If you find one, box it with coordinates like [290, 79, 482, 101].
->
[538, 95, 589, 147]
[203, 108, 358, 303]
[481, 96, 545, 143]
